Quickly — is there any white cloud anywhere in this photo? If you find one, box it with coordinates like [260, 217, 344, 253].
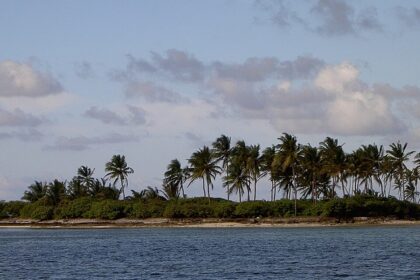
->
[0, 60, 63, 97]
[315, 62, 359, 93]
[326, 92, 403, 135]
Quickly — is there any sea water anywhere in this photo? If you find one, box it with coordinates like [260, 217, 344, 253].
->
[0, 226, 419, 279]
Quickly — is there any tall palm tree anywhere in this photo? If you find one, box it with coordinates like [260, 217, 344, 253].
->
[188, 146, 221, 201]
[319, 137, 346, 198]
[212, 134, 232, 200]
[299, 144, 322, 202]
[260, 146, 277, 201]
[387, 142, 414, 200]
[247, 144, 261, 201]
[276, 133, 300, 216]
[231, 140, 252, 200]
[224, 159, 250, 202]
[404, 169, 419, 202]
[22, 181, 48, 202]
[105, 154, 134, 200]
[164, 159, 186, 198]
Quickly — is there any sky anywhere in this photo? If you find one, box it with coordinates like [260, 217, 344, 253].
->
[1, 0, 420, 201]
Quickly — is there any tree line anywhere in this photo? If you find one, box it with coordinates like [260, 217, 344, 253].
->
[1, 133, 419, 220]
[14, 133, 420, 206]
[165, 134, 420, 204]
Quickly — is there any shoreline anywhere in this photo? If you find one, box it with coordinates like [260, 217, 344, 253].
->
[1, 217, 420, 229]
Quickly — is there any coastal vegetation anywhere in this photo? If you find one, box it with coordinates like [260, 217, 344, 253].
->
[1, 134, 420, 221]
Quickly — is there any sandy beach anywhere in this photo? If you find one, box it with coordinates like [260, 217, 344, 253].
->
[1, 217, 419, 229]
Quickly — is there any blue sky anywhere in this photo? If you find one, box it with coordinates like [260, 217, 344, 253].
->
[1, 0, 420, 200]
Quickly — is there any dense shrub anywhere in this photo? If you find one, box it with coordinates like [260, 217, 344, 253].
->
[213, 202, 236, 218]
[20, 200, 54, 220]
[270, 200, 301, 217]
[322, 199, 347, 218]
[0, 201, 27, 218]
[163, 199, 214, 218]
[130, 200, 166, 218]
[84, 200, 127, 219]
[234, 201, 273, 218]
[55, 197, 94, 219]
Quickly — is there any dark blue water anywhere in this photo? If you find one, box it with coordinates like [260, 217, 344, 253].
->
[0, 226, 419, 279]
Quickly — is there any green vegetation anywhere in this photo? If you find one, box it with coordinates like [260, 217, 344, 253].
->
[1, 133, 420, 222]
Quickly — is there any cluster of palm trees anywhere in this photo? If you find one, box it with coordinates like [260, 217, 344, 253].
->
[23, 155, 134, 203]
[163, 134, 420, 204]
[22, 135, 420, 207]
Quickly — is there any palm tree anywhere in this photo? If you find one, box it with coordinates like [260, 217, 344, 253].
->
[77, 165, 95, 190]
[161, 182, 180, 200]
[319, 137, 346, 198]
[105, 155, 134, 200]
[231, 140, 252, 200]
[188, 146, 221, 201]
[135, 186, 166, 200]
[404, 169, 419, 202]
[387, 142, 414, 200]
[212, 134, 232, 200]
[164, 159, 187, 198]
[22, 181, 47, 202]
[260, 146, 277, 201]
[68, 178, 88, 199]
[276, 133, 300, 216]
[299, 144, 322, 202]
[46, 179, 67, 206]
[224, 159, 250, 202]
[247, 144, 261, 201]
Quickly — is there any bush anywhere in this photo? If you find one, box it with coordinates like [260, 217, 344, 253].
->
[0, 201, 27, 218]
[213, 202, 236, 218]
[270, 200, 297, 217]
[55, 197, 94, 219]
[84, 200, 127, 220]
[20, 200, 54, 220]
[163, 199, 214, 218]
[322, 199, 347, 218]
[234, 201, 273, 218]
[130, 200, 166, 218]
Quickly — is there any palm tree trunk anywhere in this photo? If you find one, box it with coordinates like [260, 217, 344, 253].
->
[293, 167, 297, 217]
[273, 185, 277, 201]
[226, 163, 230, 201]
[207, 181, 211, 202]
[121, 178, 125, 200]
[202, 178, 206, 198]
[253, 178, 257, 201]
[180, 181, 185, 198]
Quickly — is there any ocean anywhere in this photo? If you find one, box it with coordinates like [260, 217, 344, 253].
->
[0, 226, 419, 279]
